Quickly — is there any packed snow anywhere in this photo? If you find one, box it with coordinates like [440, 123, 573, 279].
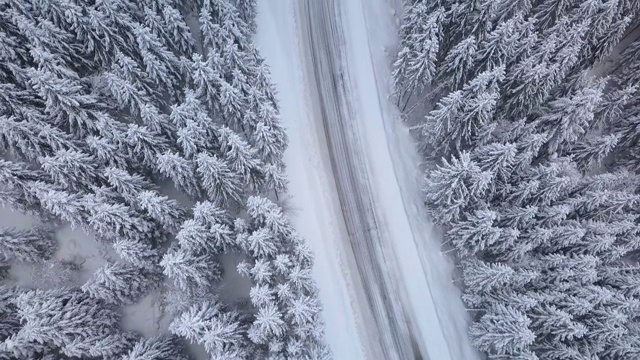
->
[255, 0, 481, 358]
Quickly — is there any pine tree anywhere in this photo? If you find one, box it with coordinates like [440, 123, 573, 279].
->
[0, 286, 20, 341]
[126, 124, 170, 169]
[449, 209, 501, 255]
[248, 302, 287, 344]
[156, 151, 201, 198]
[529, 304, 588, 342]
[4, 288, 120, 355]
[0, 227, 55, 263]
[474, 14, 537, 73]
[462, 258, 515, 294]
[86, 135, 130, 170]
[29, 182, 83, 226]
[246, 196, 293, 237]
[242, 227, 278, 258]
[423, 66, 505, 152]
[469, 303, 535, 356]
[537, 82, 604, 153]
[437, 35, 477, 90]
[122, 334, 189, 360]
[218, 127, 264, 188]
[235, 0, 258, 33]
[137, 190, 186, 233]
[86, 199, 155, 242]
[82, 262, 162, 304]
[62, 332, 136, 359]
[176, 218, 231, 254]
[112, 238, 162, 269]
[39, 150, 102, 192]
[196, 152, 242, 203]
[393, 6, 445, 107]
[286, 295, 320, 327]
[169, 301, 248, 358]
[160, 249, 222, 291]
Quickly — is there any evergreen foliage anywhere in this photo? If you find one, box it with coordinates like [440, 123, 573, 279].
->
[395, 0, 640, 358]
[0, 0, 325, 358]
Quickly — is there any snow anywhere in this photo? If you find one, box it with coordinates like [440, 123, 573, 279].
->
[255, 2, 371, 359]
[0, 207, 107, 286]
[218, 252, 253, 302]
[121, 290, 170, 336]
[255, 0, 481, 359]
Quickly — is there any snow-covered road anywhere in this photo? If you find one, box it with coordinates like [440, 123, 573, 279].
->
[255, 0, 481, 359]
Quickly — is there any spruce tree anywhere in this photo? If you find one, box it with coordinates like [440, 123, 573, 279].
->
[82, 262, 162, 304]
[0, 227, 55, 263]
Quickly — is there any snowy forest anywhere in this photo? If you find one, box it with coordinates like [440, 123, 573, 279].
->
[0, 0, 329, 359]
[393, 0, 640, 358]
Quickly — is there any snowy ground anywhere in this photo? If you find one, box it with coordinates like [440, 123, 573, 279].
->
[255, 0, 481, 359]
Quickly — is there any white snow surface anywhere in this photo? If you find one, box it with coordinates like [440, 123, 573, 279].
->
[255, 0, 481, 359]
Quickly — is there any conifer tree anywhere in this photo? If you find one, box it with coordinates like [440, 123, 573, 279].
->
[160, 249, 222, 291]
[113, 238, 162, 269]
[122, 334, 189, 360]
[196, 152, 242, 203]
[3, 288, 121, 356]
[393, 6, 445, 108]
[0, 227, 56, 263]
[82, 262, 162, 304]
[169, 301, 249, 358]
[156, 151, 201, 198]
[469, 303, 535, 356]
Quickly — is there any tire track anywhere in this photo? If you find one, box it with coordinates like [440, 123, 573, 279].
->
[298, 1, 417, 359]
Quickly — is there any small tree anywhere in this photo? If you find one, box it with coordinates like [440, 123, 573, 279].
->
[462, 258, 515, 294]
[160, 249, 222, 291]
[82, 262, 162, 305]
[112, 238, 161, 269]
[0, 228, 56, 263]
[5, 288, 120, 353]
[122, 334, 189, 360]
[196, 153, 242, 204]
[156, 151, 201, 198]
[170, 301, 248, 358]
[469, 303, 535, 356]
[137, 190, 186, 233]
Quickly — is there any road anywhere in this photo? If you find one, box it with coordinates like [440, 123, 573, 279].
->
[255, 0, 482, 359]
[298, 1, 417, 359]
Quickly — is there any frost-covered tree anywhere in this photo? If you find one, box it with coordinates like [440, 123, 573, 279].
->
[2, 288, 121, 357]
[86, 199, 155, 242]
[82, 262, 162, 304]
[234, 0, 258, 33]
[420, 66, 504, 152]
[423, 153, 492, 225]
[112, 238, 162, 269]
[437, 35, 477, 91]
[176, 217, 234, 255]
[169, 301, 249, 358]
[218, 127, 264, 188]
[122, 334, 189, 360]
[469, 303, 535, 356]
[0, 228, 55, 263]
[62, 332, 136, 359]
[104, 167, 156, 202]
[160, 249, 222, 291]
[246, 196, 294, 237]
[26, 183, 77, 221]
[537, 82, 604, 153]
[393, 6, 445, 107]
[156, 151, 201, 198]
[196, 153, 242, 203]
[137, 190, 186, 233]
[248, 302, 287, 344]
